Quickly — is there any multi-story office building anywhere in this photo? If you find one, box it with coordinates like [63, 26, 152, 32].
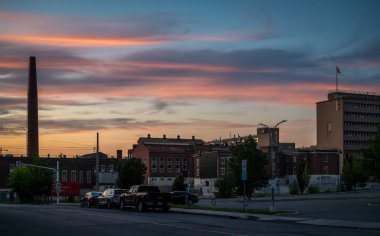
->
[317, 91, 380, 160]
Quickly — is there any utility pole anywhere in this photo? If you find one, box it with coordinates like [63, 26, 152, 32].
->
[259, 120, 287, 212]
[96, 132, 99, 191]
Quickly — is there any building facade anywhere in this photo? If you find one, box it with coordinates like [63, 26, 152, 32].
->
[193, 146, 231, 196]
[0, 156, 120, 196]
[317, 91, 380, 159]
[128, 135, 210, 190]
[280, 147, 341, 192]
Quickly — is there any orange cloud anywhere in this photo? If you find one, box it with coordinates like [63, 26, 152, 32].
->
[0, 35, 166, 47]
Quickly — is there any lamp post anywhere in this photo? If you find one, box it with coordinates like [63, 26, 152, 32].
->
[259, 120, 287, 212]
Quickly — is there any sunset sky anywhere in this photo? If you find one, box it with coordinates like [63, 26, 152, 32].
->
[1, 0, 380, 157]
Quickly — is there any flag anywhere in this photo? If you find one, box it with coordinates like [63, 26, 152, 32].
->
[336, 66, 341, 74]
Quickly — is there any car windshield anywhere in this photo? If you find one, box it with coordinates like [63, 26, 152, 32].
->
[115, 190, 126, 195]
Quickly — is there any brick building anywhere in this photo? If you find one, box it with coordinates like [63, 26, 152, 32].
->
[279, 147, 341, 191]
[128, 135, 210, 189]
[193, 146, 231, 196]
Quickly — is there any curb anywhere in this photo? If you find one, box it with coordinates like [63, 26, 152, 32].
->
[171, 208, 380, 230]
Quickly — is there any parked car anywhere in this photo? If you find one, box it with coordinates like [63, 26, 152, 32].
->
[119, 185, 171, 212]
[170, 191, 198, 205]
[97, 188, 127, 209]
[80, 191, 102, 208]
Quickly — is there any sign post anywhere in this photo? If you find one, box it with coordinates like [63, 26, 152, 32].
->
[242, 160, 247, 212]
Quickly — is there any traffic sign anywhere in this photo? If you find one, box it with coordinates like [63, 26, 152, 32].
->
[242, 160, 247, 181]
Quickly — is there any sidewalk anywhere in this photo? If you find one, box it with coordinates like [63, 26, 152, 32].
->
[171, 207, 380, 230]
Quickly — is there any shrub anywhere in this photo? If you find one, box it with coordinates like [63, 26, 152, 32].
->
[289, 180, 299, 195]
[307, 185, 320, 194]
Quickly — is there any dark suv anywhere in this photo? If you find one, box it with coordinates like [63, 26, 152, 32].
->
[97, 188, 127, 209]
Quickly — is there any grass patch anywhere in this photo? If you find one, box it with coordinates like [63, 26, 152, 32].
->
[369, 202, 380, 205]
[172, 204, 289, 215]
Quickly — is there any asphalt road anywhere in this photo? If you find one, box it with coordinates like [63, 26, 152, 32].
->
[0, 204, 379, 236]
[198, 192, 380, 222]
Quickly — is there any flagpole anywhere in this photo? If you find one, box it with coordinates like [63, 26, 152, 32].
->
[336, 65, 338, 92]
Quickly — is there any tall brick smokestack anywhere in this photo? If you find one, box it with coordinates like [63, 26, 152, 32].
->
[27, 56, 39, 158]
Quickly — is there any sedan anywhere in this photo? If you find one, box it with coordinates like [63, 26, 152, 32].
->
[80, 191, 102, 208]
[170, 191, 199, 205]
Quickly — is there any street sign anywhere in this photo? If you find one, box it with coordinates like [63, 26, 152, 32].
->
[242, 160, 247, 181]
[271, 179, 276, 189]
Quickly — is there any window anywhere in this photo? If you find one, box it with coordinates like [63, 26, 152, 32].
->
[79, 171, 83, 183]
[167, 158, 172, 172]
[292, 166, 296, 175]
[196, 159, 200, 167]
[221, 167, 225, 175]
[324, 166, 329, 175]
[196, 168, 200, 177]
[175, 158, 180, 173]
[327, 122, 332, 132]
[220, 157, 225, 166]
[86, 171, 92, 183]
[292, 156, 296, 163]
[71, 171, 77, 182]
[62, 170, 67, 182]
[109, 165, 114, 173]
[159, 158, 165, 172]
[101, 165, 105, 172]
[151, 157, 157, 172]
[183, 158, 187, 170]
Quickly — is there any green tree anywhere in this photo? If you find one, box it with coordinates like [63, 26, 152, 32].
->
[362, 126, 380, 183]
[117, 158, 147, 189]
[8, 157, 54, 203]
[8, 166, 34, 202]
[172, 173, 186, 191]
[214, 171, 235, 198]
[296, 159, 311, 194]
[342, 156, 368, 192]
[228, 135, 269, 199]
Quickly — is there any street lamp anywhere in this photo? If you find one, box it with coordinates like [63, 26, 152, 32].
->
[258, 120, 287, 212]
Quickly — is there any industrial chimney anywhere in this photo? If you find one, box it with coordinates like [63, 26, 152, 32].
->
[27, 56, 39, 158]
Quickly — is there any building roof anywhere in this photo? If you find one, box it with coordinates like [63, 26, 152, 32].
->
[138, 136, 204, 146]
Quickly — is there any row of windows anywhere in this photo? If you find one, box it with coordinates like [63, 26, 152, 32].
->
[344, 140, 371, 147]
[150, 177, 174, 182]
[61, 170, 92, 183]
[100, 165, 114, 173]
[344, 102, 380, 110]
[344, 122, 379, 128]
[344, 131, 377, 137]
[345, 150, 362, 157]
[345, 112, 380, 119]
[292, 166, 329, 175]
[151, 157, 187, 173]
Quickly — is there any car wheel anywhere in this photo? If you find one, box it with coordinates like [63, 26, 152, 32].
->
[137, 201, 145, 212]
[107, 201, 112, 209]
